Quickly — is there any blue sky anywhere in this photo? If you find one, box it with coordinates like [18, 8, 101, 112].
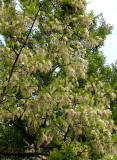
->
[87, 0, 117, 65]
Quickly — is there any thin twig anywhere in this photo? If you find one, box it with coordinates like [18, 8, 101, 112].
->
[76, 148, 87, 157]
[49, 0, 58, 11]
[12, 46, 18, 55]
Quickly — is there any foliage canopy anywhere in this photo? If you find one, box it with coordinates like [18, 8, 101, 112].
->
[0, 0, 117, 159]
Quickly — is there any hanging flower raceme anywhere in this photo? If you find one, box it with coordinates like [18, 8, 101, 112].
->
[0, 0, 116, 159]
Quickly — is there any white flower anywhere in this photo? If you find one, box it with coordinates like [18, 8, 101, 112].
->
[2, 2, 4, 9]
[72, 17, 77, 21]
[16, 41, 20, 47]
[111, 92, 116, 101]
[83, 29, 89, 39]
[63, 36, 68, 41]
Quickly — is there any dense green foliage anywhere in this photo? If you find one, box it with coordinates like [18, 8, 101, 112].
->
[0, 0, 117, 159]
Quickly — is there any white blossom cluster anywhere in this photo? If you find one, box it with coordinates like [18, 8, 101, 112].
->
[0, 0, 116, 159]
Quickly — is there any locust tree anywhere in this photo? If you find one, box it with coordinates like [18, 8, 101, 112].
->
[0, 0, 117, 159]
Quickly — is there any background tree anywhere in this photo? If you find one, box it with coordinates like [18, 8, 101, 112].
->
[85, 12, 113, 79]
[109, 61, 117, 127]
[0, 0, 117, 159]
[85, 12, 117, 139]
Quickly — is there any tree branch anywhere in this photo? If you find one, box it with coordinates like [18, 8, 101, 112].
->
[12, 46, 18, 55]
[63, 126, 70, 141]
[49, 0, 58, 11]
[76, 148, 87, 157]
[0, 151, 49, 157]
[8, 2, 42, 83]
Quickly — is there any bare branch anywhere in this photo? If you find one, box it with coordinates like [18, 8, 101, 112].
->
[76, 148, 87, 157]
[8, 2, 43, 83]
[0, 151, 49, 157]
[12, 46, 18, 55]
[49, 1, 58, 11]
[63, 126, 70, 141]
